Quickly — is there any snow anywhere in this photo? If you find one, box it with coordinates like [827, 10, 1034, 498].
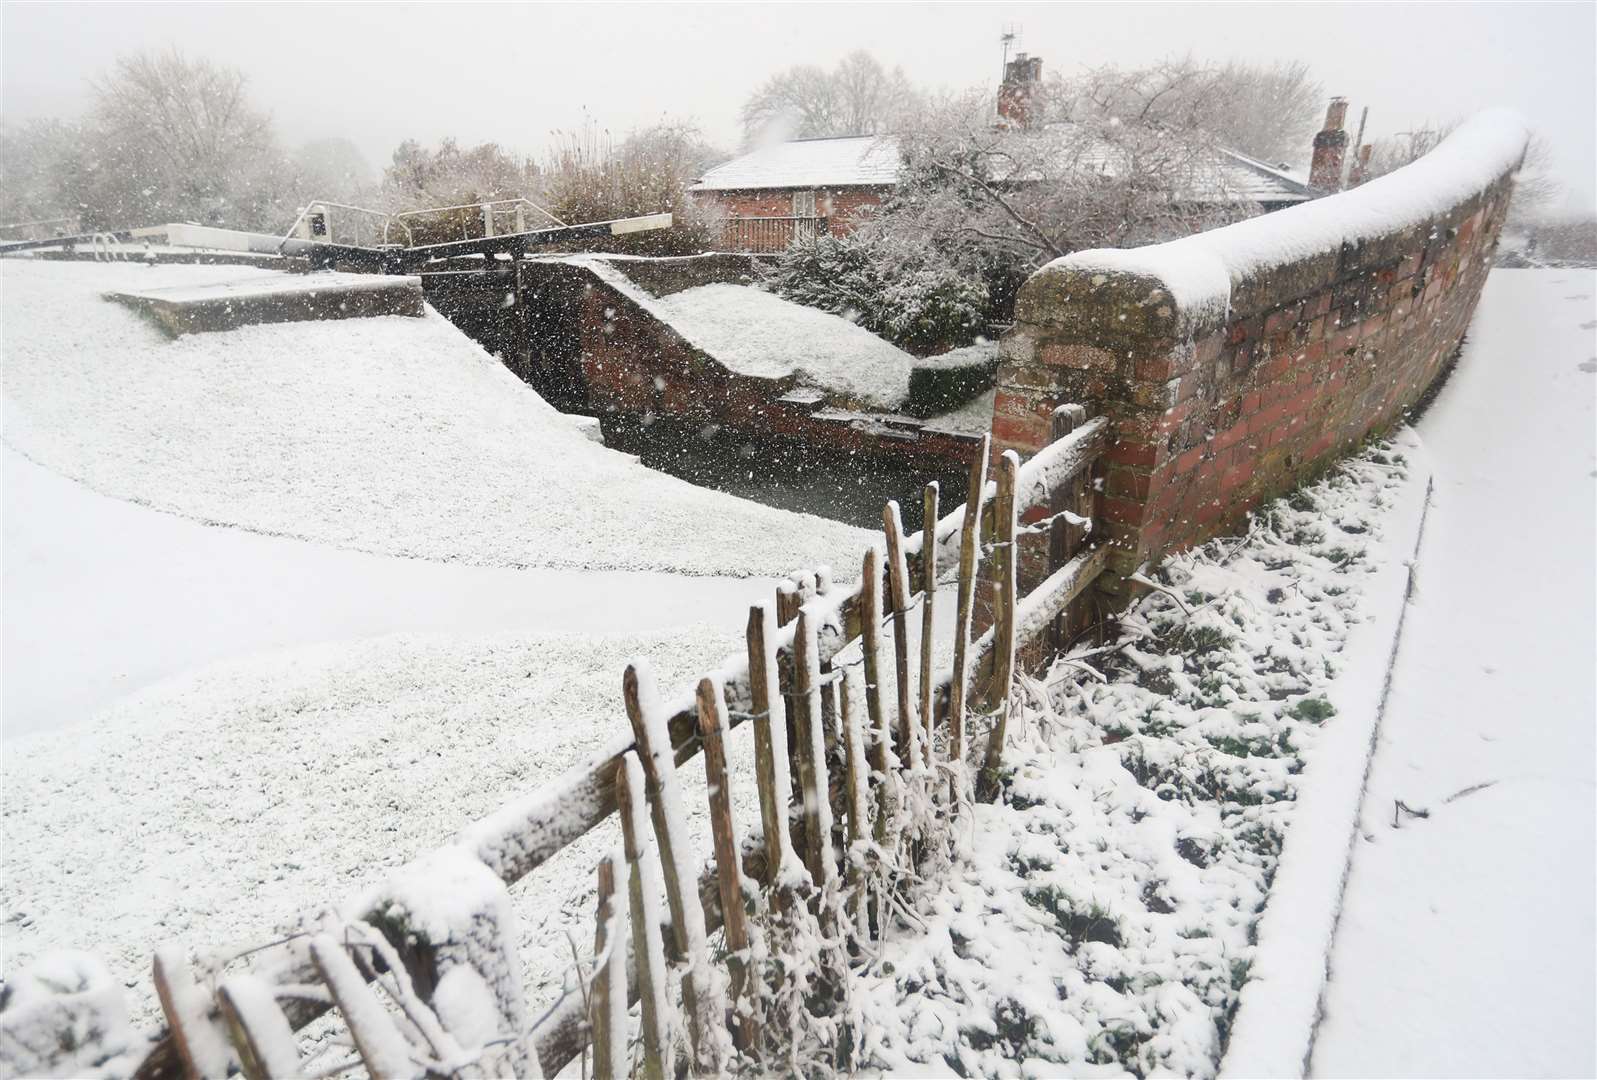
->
[1054, 109, 1530, 321]
[1, 624, 769, 1031]
[689, 134, 1310, 206]
[650, 282, 919, 410]
[1, 260, 871, 578]
[0, 448, 782, 737]
[106, 270, 419, 305]
[0, 950, 133, 1079]
[1308, 269, 1597, 1078]
[690, 135, 902, 192]
[1218, 427, 1432, 1079]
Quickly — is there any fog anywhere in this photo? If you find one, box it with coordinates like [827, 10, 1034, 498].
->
[3, 1, 1594, 212]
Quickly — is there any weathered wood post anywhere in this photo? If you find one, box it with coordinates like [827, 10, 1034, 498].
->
[977, 450, 1021, 801]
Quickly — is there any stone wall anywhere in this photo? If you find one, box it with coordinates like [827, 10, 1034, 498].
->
[991, 110, 1528, 605]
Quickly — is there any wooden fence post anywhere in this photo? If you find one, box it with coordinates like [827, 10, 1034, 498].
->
[589, 854, 629, 1080]
[696, 675, 755, 1051]
[792, 606, 836, 889]
[153, 950, 235, 1080]
[216, 976, 300, 1080]
[948, 434, 991, 767]
[839, 668, 872, 937]
[624, 663, 728, 1075]
[616, 757, 670, 1080]
[977, 451, 1021, 801]
[746, 604, 799, 894]
[1049, 405, 1088, 651]
[308, 937, 415, 1080]
[882, 502, 921, 771]
[858, 547, 893, 849]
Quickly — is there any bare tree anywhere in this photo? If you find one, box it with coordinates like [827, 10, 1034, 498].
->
[740, 50, 920, 146]
[540, 119, 726, 252]
[379, 138, 538, 212]
[292, 137, 374, 205]
[885, 81, 1254, 269]
[0, 119, 83, 228]
[1063, 58, 1322, 164]
[63, 49, 291, 229]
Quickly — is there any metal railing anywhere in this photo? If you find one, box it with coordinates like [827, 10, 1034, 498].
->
[280, 198, 568, 254]
[720, 215, 830, 253]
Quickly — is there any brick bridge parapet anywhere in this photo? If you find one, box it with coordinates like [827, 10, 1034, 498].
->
[990, 109, 1529, 608]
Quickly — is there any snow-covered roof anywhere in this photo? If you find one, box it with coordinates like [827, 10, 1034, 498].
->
[691, 131, 1310, 205]
[690, 135, 903, 192]
[1214, 149, 1314, 204]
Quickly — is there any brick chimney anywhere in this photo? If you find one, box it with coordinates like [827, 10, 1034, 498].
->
[1347, 143, 1374, 188]
[1309, 97, 1350, 192]
[998, 53, 1043, 129]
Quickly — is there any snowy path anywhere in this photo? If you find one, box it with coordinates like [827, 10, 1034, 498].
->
[1310, 270, 1597, 1077]
[2, 448, 776, 737]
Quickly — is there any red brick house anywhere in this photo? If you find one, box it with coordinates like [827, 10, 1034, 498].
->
[691, 54, 1315, 253]
[688, 134, 900, 251]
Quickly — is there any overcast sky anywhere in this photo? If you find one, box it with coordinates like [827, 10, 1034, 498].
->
[3, 1, 1593, 212]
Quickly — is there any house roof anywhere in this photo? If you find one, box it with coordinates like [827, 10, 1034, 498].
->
[691, 132, 1313, 205]
[689, 135, 903, 192]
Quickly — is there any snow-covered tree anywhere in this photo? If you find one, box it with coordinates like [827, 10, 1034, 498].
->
[380, 139, 537, 211]
[292, 137, 374, 205]
[1069, 58, 1322, 166]
[770, 62, 1269, 347]
[740, 51, 920, 146]
[0, 119, 83, 229]
[61, 49, 293, 230]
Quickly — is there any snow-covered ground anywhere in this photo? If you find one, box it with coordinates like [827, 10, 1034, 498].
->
[653, 282, 920, 409]
[1, 448, 775, 736]
[1309, 269, 1597, 1077]
[0, 259, 877, 1028]
[1, 260, 870, 578]
[1, 621, 767, 1028]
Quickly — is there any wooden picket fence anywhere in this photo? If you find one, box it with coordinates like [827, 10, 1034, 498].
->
[128, 407, 1108, 1080]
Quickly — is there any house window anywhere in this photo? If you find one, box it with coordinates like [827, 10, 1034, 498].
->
[791, 190, 817, 218]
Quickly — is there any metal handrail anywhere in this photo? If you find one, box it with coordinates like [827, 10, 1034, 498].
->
[393, 197, 566, 229]
[279, 201, 412, 253]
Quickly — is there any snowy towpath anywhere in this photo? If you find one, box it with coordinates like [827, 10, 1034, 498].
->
[1309, 269, 1597, 1077]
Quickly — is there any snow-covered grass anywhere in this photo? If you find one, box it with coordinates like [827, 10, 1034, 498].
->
[0, 624, 770, 1031]
[0, 260, 871, 578]
[853, 436, 1428, 1078]
[0, 448, 776, 737]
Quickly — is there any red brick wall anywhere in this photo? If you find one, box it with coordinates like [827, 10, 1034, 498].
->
[991, 140, 1523, 605]
[534, 257, 979, 467]
[693, 188, 884, 235]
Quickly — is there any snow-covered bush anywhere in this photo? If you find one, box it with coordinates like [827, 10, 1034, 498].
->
[764, 232, 987, 355]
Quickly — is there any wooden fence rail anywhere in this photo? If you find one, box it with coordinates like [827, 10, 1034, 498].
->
[125, 407, 1108, 1080]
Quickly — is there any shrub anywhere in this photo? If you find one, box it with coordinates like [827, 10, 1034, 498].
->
[764, 231, 987, 355]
